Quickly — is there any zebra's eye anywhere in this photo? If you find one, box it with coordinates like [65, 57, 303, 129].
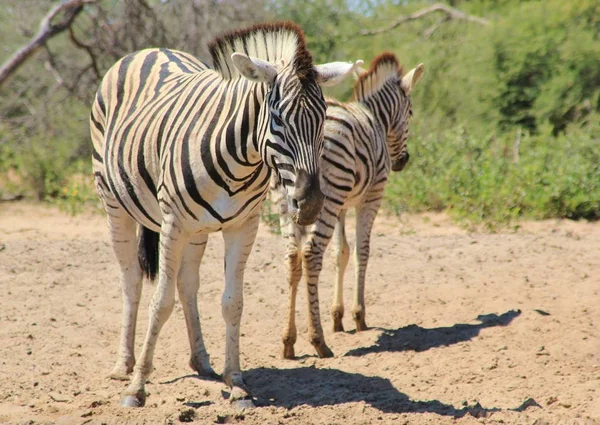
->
[271, 113, 284, 127]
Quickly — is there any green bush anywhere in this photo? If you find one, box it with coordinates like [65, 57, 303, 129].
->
[385, 117, 600, 227]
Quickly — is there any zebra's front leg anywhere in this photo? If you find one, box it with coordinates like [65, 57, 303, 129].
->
[104, 203, 143, 380]
[281, 220, 302, 359]
[177, 233, 218, 379]
[302, 225, 336, 358]
[352, 202, 381, 332]
[121, 219, 188, 407]
[331, 210, 349, 333]
[221, 212, 260, 409]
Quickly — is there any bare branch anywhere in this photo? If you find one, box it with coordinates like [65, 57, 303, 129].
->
[68, 26, 100, 80]
[359, 3, 489, 37]
[0, 0, 99, 88]
[43, 45, 65, 86]
[423, 15, 450, 39]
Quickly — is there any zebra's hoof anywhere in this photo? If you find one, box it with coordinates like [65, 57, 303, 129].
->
[190, 360, 221, 381]
[120, 393, 145, 408]
[315, 343, 334, 358]
[282, 344, 296, 360]
[355, 319, 368, 332]
[199, 369, 221, 381]
[108, 363, 134, 381]
[333, 320, 345, 333]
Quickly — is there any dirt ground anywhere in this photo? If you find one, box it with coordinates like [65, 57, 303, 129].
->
[0, 203, 598, 425]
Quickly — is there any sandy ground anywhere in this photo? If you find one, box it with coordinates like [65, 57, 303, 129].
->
[0, 202, 599, 425]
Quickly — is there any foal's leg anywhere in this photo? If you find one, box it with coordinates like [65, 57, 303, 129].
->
[330, 210, 350, 333]
[221, 211, 260, 408]
[121, 218, 188, 407]
[177, 233, 218, 378]
[105, 204, 143, 380]
[352, 199, 382, 331]
[281, 216, 303, 360]
[302, 205, 342, 358]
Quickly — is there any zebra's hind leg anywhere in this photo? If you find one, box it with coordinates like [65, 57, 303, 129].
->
[352, 201, 381, 332]
[177, 233, 218, 379]
[331, 210, 349, 333]
[105, 203, 143, 380]
[281, 219, 302, 360]
[121, 218, 187, 408]
[221, 211, 261, 409]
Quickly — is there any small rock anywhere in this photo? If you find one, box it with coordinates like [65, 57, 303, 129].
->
[81, 411, 93, 418]
[89, 400, 105, 408]
[559, 401, 572, 408]
[49, 393, 71, 403]
[546, 396, 558, 405]
[178, 408, 195, 422]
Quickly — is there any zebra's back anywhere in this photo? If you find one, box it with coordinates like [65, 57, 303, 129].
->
[90, 48, 269, 233]
[320, 99, 389, 209]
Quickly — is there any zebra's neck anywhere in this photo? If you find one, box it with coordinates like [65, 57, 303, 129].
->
[207, 78, 269, 190]
[359, 83, 399, 135]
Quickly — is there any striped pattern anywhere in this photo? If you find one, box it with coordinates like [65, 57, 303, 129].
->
[274, 52, 424, 359]
[90, 23, 332, 407]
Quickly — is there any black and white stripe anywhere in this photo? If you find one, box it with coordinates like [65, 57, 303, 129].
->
[274, 52, 424, 359]
[90, 22, 360, 407]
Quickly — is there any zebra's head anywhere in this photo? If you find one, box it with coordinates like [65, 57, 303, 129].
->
[229, 40, 361, 225]
[388, 64, 424, 172]
[353, 54, 424, 173]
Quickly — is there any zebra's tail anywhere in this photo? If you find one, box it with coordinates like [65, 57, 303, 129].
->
[138, 226, 159, 281]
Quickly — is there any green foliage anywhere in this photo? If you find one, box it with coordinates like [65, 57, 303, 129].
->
[260, 200, 282, 235]
[385, 118, 600, 227]
[1, 0, 599, 225]
[51, 161, 100, 216]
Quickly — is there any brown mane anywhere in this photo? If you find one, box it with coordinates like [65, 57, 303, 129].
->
[353, 52, 404, 101]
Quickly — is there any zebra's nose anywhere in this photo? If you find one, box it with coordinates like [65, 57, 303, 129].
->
[292, 168, 325, 225]
[391, 152, 410, 172]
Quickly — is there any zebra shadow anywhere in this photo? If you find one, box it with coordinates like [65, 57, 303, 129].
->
[345, 309, 521, 357]
[244, 366, 498, 417]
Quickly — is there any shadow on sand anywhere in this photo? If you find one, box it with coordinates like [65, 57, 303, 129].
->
[245, 366, 497, 417]
[242, 310, 524, 417]
[345, 309, 521, 357]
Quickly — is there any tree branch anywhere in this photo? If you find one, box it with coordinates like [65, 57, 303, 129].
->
[68, 26, 100, 80]
[359, 3, 489, 37]
[0, 0, 98, 89]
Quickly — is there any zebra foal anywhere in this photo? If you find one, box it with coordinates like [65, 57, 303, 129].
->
[272, 53, 424, 358]
[90, 22, 361, 407]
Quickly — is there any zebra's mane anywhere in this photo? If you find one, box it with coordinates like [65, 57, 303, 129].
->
[353, 52, 404, 102]
[208, 22, 315, 84]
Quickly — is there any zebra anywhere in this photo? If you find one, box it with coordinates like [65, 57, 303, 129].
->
[90, 22, 362, 408]
[271, 52, 424, 359]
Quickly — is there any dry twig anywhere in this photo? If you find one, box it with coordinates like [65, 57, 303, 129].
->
[0, 0, 98, 88]
[359, 3, 489, 37]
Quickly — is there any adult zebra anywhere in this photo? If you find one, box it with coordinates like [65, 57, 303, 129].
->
[90, 22, 361, 408]
[272, 53, 424, 359]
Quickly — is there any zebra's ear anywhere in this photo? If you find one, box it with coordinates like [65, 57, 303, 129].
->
[314, 60, 364, 87]
[353, 66, 368, 80]
[400, 63, 425, 95]
[231, 53, 278, 84]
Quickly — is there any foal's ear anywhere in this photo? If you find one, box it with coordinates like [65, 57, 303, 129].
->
[314, 60, 364, 87]
[231, 52, 278, 84]
[400, 63, 424, 95]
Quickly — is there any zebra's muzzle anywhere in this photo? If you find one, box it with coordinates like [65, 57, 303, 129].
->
[391, 152, 410, 172]
[291, 169, 325, 226]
